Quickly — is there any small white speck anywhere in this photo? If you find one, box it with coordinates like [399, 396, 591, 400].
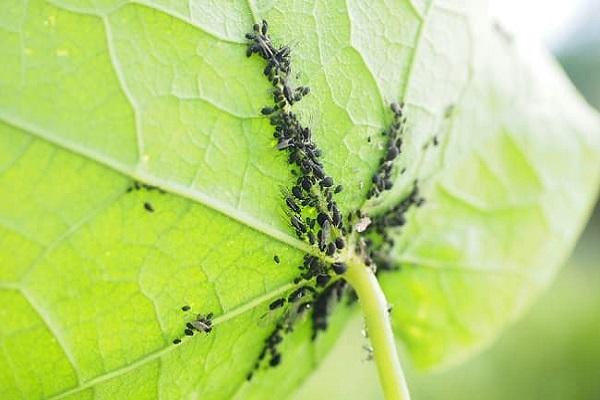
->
[355, 217, 372, 233]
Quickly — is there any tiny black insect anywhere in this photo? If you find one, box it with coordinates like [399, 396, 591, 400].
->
[300, 176, 313, 191]
[386, 146, 399, 161]
[285, 197, 301, 213]
[269, 298, 286, 310]
[283, 85, 293, 103]
[320, 176, 333, 188]
[291, 186, 303, 199]
[317, 212, 329, 227]
[184, 329, 194, 336]
[312, 165, 325, 180]
[173, 338, 181, 345]
[261, 106, 275, 115]
[335, 237, 345, 249]
[273, 255, 280, 264]
[326, 242, 336, 256]
[143, 202, 154, 212]
[331, 262, 347, 275]
[332, 208, 342, 227]
[334, 185, 343, 194]
[269, 353, 281, 367]
[291, 215, 306, 233]
[307, 231, 316, 245]
[299, 86, 310, 96]
[181, 305, 191, 312]
[391, 102, 403, 116]
[316, 274, 331, 287]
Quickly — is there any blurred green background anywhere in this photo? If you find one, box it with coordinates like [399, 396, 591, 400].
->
[294, 3, 600, 399]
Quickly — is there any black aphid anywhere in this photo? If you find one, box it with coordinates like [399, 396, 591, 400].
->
[307, 231, 316, 245]
[332, 207, 342, 227]
[181, 305, 191, 312]
[331, 262, 347, 275]
[269, 353, 281, 367]
[291, 186, 303, 199]
[273, 255, 281, 264]
[312, 165, 325, 180]
[317, 212, 329, 226]
[143, 202, 154, 212]
[300, 176, 313, 190]
[286, 197, 301, 214]
[367, 102, 408, 199]
[290, 215, 306, 233]
[326, 243, 336, 256]
[261, 20, 268, 35]
[269, 298, 286, 310]
[261, 106, 275, 115]
[173, 338, 181, 345]
[283, 85, 293, 103]
[320, 176, 333, 188]
[288, 286, 316, 303]
[316, 274, 331, 287]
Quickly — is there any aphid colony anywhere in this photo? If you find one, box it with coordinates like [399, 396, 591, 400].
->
[126, 180, 166, 194]
[247, 277, 349, 379]
[172, 306, 214, 345]
[244, 20, 355, 379]
[246, 21, 346, 257]
[241, 20, 429, 379]
[368, 102, 407, 199]
[365, 183, 425, 272]
[126, 180, 166, 213]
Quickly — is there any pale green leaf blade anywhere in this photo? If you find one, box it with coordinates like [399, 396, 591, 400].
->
[0, 0, 599, 399]
[379, 17, 600, 367]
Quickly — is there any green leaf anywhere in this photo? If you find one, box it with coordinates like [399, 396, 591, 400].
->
[0, 1, 598, 399]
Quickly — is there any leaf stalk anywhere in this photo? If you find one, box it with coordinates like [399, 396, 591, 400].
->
[344, 259, 411, 400]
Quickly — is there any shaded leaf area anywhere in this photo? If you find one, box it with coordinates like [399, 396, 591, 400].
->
[0, 0, 598, 400]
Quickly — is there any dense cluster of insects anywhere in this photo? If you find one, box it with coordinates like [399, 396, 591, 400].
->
[244, 20, 354, 379]
[126, 180, 166, 194]
[365, 184, 425, 272]
[241, 19, 433, 379]
[126, 180, 166, 213]
[172, 306, 214, 345]
[368, 102, 407, 198]
[247, 21, 347, 256]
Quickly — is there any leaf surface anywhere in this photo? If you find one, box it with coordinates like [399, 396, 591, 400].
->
[0, 0, 598, 398]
